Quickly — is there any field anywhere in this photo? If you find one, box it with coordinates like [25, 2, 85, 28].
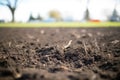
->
[0, 22, 120, 27]
[0, 26, 120, 80]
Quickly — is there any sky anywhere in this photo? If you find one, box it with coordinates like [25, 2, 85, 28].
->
[0, 0, 120, 22]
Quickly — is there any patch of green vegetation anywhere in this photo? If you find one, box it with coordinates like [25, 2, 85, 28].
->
[0, 22, 120, 28]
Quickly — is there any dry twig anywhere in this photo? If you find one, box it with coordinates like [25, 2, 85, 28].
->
[82, 41, 88, 55]
[94, 39, 100, 51]
[63, 40, 72, 49]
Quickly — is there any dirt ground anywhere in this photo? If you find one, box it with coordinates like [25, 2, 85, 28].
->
[0, 27, 120, 80]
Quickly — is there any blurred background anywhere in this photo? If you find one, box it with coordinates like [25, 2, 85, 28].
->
[0, 0, 120, 23]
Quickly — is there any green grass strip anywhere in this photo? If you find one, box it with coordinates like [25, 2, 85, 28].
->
[0, 22, 120, 28]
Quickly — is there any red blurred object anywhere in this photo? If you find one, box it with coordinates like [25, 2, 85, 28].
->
[90, 20, 101, 22]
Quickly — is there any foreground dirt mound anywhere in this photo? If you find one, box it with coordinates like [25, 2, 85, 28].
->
[0, 28, 120, 80]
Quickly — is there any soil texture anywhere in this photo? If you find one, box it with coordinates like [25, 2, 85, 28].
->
[0, 27, 120, 80]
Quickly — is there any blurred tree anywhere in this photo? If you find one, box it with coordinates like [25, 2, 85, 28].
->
[83, 0, 90, 21]
[28, 13, 35, 21]
[110, 0, 120, 22]
[0, 0, 20, 22]
[49, 10, 62, 21]
[84, 8, 90, 21]
[28, 13, 43, 22]
[36, 14, 42, 20]
[110, 9, 120, 22]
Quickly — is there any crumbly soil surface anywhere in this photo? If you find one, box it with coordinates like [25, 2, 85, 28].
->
[0, 27, 120, 80]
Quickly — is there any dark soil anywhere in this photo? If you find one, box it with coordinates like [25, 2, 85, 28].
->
[0, 27, 120, 80]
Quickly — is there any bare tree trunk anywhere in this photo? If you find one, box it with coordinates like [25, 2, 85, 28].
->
[0, 0, 20, 22]
[11, 9, 15, 22]
[8, 6, 15, 22]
